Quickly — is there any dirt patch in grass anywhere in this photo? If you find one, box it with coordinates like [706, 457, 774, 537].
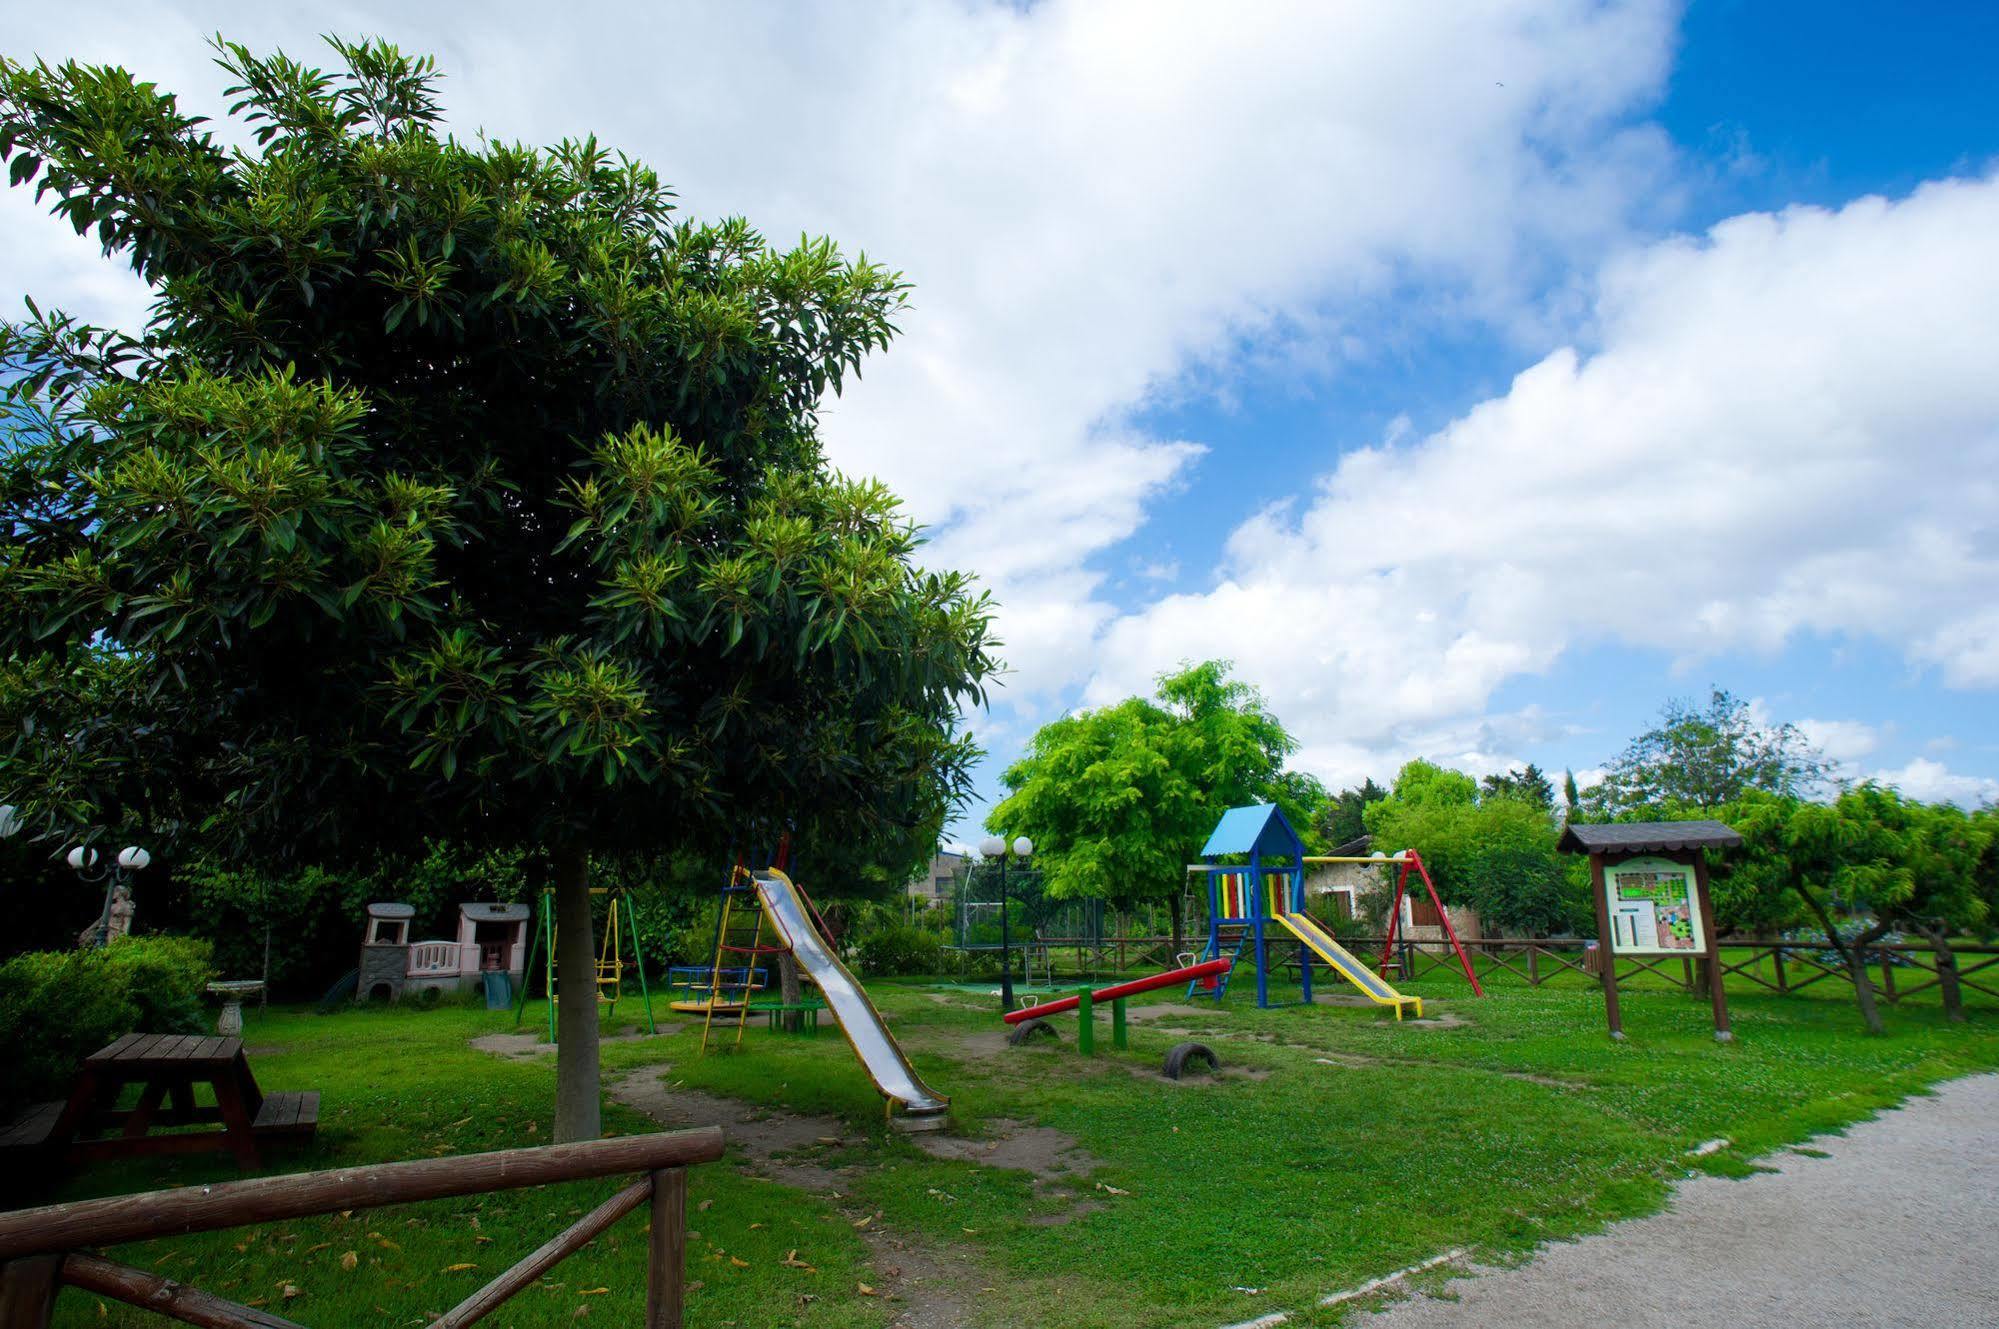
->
[944, 1028, 1015, 1058]
[609, 1070, 850, 1191]
[471, 1025, 684, 1059]
[611, 1070, 980, 1327]
[912, 1117, 1101, 1183]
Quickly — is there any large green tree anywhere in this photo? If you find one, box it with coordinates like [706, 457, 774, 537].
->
[0, 40, 996, 1138]
[1589, 688, 1833, 817]
[988, 660, 1325, 949]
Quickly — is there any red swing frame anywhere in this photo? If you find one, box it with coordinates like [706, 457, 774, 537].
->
[1378, 851, 1484, 997]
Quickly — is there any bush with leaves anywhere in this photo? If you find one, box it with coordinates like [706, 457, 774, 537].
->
[852, 917, 945, 978]
[0, 936, 214, 1115]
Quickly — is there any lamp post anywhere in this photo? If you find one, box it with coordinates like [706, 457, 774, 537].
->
[979, 834, 1033, 1012]
[68, 842, 152, 948]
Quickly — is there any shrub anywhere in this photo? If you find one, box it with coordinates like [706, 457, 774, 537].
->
[853, 920, 945, 977]
[0, 936, 215, 1114]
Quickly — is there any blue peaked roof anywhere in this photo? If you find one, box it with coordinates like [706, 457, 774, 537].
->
[1201, 803, 1304, 859]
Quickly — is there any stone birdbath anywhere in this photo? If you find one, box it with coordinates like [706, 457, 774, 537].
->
[206, 980, 266, 1036]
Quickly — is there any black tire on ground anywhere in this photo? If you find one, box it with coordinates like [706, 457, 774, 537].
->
[1007, 1018, 1060, 1046]
[1162, 1041, 1219, 1080]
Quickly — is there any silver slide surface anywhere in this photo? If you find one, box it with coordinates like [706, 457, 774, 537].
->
[752, 869, 949, 1116]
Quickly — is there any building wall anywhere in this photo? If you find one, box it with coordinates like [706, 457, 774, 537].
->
[906, 851, 966, 904]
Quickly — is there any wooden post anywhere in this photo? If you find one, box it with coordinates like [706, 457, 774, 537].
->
[1691, 856, 1732, 1042]
[1773, 944, 1788, 993]
[645, 1168, 688, 1329]
[1589, 853, 1625, 1040]
[0, 1256, 61, 1329]
[1527, 944, 1540, 987]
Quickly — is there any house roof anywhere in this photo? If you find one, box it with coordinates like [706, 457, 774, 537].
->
[1201, 803, 1305, 859]
[1556, 820, 1743, 856]
[461, 902, 530, 921]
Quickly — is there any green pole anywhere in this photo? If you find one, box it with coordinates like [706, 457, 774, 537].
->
[513, 893, 541, 1029]
[1112, 995, 1127, 1051]
[626, 894, 656, 1035]
[544, 898, 557, 1045]
[1076, 986, 1095, 1057]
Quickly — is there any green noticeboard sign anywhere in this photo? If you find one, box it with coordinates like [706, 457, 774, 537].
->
[1604, 856, 1705, 956]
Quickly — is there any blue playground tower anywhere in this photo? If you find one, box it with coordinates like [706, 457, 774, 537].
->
[1185, 802, 1313, 1009]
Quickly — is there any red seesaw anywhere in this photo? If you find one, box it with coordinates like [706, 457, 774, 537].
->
[1004, 959, 1232, 1024]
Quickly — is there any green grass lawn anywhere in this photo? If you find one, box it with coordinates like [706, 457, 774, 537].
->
[19, 965, 1999, 1329]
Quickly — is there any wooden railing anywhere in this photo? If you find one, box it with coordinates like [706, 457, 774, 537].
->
[0, 1127, 724, 1329]
[1361, 935, 1999, 1004]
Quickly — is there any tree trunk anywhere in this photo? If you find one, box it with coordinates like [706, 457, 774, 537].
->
[1801, 887, 1885, 1036]
[779, 952, 802, 1033]
[1169, 892, 1184, 958]
[1917, 922, 1966, 1022]
[553, 845, 601, 1142]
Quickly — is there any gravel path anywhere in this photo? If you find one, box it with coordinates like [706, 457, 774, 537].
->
[1365, 1072, 1999, 1328]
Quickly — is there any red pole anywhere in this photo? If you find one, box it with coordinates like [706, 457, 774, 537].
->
[1003, 959, 1230, 1024]
[1411, 852, 1483, 997]
[1379, 860, 1411, 974]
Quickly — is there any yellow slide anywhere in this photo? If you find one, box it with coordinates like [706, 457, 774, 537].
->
[1274, 913, 1423, 1019]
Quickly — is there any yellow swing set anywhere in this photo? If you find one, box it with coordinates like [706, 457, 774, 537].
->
[512, 887, 658, 1042]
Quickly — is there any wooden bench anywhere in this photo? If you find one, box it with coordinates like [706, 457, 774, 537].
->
[1, 1033, 319, 1170]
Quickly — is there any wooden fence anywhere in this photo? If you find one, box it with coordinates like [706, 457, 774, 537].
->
[0, 1127, 725, 1329]
[1371, 936, 1999, 1005]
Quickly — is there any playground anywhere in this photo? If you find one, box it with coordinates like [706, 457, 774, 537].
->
[18, 940, 1999, 1329]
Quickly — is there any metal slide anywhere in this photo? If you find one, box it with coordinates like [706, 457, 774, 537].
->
[1273, 913, 1424, 1019]
[751, 869, 949, 1116]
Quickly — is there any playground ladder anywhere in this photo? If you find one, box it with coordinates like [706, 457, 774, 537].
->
[700, 875, 768, 1054]
[1187, 927, 1250, 1002]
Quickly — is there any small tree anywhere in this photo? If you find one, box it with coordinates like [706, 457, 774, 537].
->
[1480, 763, 1554, 809]
[1749, 787, 1914, 1035]
[1314, 777, 1387, 846]
[990, 661, 1323, 951]
[1364, 760, 1573, 936]
[1590, 688, 1833, 817]
[1885, 797, 1991, 1023]
[0, 40, 995, 1139]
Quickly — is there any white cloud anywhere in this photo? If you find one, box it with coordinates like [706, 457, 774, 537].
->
[1089, 173, 1999, 774]
[1, 1, 1681, 700]
[1869, 758, 1999, 809]
[1797, 717, 1883, 766]
[0, 185, 151, 333]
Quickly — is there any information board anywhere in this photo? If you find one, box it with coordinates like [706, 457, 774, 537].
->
[1604, 855, 1704, 955]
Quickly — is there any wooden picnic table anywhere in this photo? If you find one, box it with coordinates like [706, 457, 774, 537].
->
[0, 1033, 317, 1170]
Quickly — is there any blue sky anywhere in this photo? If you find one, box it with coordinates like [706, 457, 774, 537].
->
[980, 0, 1999, 824]
[4, 2, 1997, 834]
